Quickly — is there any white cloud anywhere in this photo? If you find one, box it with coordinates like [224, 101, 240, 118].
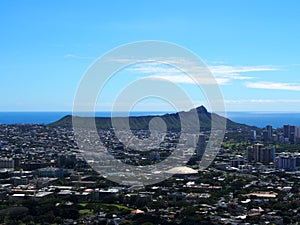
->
[130, 63, 180, 75]
[210, 65, 276, 80]
[147, 75, 230, 85]
[127, 61, 222, 85]
[147, 75, 193, 84]
[245, 81, 300, 91]
[126, 61, 278, 85]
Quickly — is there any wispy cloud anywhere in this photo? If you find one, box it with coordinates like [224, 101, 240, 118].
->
[246, 81, 300, 91]
[210, 65, 276, 80]
[64, 54, 77, 58]
[129, 63, 179, 75]
[126, 61, 278, 85]
[129, 62, 225, 85]
[64, 54, 94, 60]
[147, 74, 230, 85]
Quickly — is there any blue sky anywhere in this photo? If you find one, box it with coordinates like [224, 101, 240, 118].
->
[1, 0, 300, 112]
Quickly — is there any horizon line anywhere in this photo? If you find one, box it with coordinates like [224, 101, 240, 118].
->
[0, 110, 300, 113]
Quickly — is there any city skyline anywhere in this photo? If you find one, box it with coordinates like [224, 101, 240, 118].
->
[1, 1, 300, 112]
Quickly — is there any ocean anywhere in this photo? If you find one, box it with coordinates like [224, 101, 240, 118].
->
[0, 112, 168, 125]
[0, 111, 300, 128]
[226, 112, 300, 128]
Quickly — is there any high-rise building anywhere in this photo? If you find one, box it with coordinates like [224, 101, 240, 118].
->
[262, 126, 273, 142]
[196, 134, 206, 160]
[266, 125, 273, 142]
[250, 130, 257, 141]
[296, 127, 300, 144]
[275, 153, 300, 171]
[290, 126, 296, 144]
[283, 125, 290, 139]
[255, 143, 264, 163]
[260, 146, 275, 165]
[262, 130, 269, 142]
[247, 146, 255, 162]
[296, 126, 300, 138]
[247, 144, 275, 165]
[270, 147, 276, 162]
[283, 125, 296, 143]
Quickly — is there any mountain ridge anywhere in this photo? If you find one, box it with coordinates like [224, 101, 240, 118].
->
[49, 106, 258, 132]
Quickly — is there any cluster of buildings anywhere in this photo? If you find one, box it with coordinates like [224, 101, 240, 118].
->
[0, 123, 210, 200]
[248, 123, 300, 172]
[226, 143, 300, 173]
[275, 152, 300, 171]
[0, 124, 80, 198]
[251, 124, 300, 144]
[1, 121, 300, 224]
[247, 143, 275, 165]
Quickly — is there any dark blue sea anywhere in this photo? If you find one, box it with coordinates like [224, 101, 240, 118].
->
[226, 112, 300, 128]
[1, 111, 300, 128]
